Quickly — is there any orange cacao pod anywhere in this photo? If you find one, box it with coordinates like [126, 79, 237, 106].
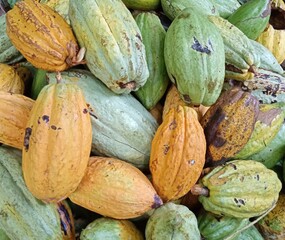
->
[69, 156, 163, 219]
[0, 91, 34, 149]
[150, 105, 206, 202]
[6, 0, 84, 71]
[22, 83, 92, 202]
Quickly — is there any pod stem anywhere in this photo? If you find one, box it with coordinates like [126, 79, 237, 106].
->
[190, 184, 209, 197]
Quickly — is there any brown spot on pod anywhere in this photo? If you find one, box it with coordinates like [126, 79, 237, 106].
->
[169, 120, 177, 130]
[51, 125, 57, 130]
[163, 144, 170, 155]
[24, 127, 32, 151]
[83, 108, 88, 114]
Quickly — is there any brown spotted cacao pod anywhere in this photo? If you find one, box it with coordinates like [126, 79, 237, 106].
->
[69, 156, 163, 219]
[22, 82, 92, 202]
[6, 0, 84, 71]
[201, 87, 259, 167]
[150, 105, 206, 202]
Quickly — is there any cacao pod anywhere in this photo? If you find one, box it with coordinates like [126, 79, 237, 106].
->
[0, 63, 24, 93]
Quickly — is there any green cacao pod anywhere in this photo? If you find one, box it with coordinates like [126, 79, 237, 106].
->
[0, 146, 72, 240]
[247, 123, 285, 169]
[256, 193, 285, 240]
[122, 0, 160, 10]
[242, 69, 285, 104]
[191, 160, 282, 218]
[227, 0, 271, 40]
[0, 229, 9, 240]
[197, 209, 250, 240]
[161, 0, 218, 21]
[145, 202, 201, 240]
[212, 0, 241, 18]
[234, 226, 264, 240]
[47, 69, 158, 169]
[134, 12, 169, 110]
[234, 102, 285, 160]
[80, 217, 143, 240]
[164, 7, 225, 106]
[69, 0, 149, 94]
[40, 0, 70, 24]
[201, 87, 259, 167]
[30, 68, 48, 100]
[250, 39, 284, 74]
[208, 15, 260, 81]
[0, 14, 23, 64]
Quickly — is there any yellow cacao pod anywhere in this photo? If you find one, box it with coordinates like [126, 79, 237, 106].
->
[0, 91, 34, 149]
[22, 83, 92, 202]
[0, 63, 24, 94]
[150, 105, 206, 202]
[6, 0, 84, 71]
[69, 156, 163, 219]
[256, 24, 285, 64]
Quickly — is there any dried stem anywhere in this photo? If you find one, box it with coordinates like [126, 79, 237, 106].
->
[190, 184, 209, 197]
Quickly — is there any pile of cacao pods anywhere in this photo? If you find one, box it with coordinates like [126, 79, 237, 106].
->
[1, 0, 285, 239]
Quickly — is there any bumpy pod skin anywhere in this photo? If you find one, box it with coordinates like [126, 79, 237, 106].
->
[22, 83, 92, 202]
[6, 0, 82, 71]
[0, 146, 65, 240]
[164, 7, 225, 106]
[69, 0, 149, 94]
[197, 209, 250, 240]
[197, 160, 282, 219]
[80, 217, 144, 240]
[47, 69, 158, 169]
[234, 103, 285, 160]
[0, 91, 34, 149]
[134, 12, 169, 110]
[201, 87, 259, 167]
[256, 24, 285, 64]
[69, 156, 163, 219]
[0, 14, 23, 64]
[0, 63, 24, 94]
[145, 202, 201, 240]
[150, 105, 206, 202]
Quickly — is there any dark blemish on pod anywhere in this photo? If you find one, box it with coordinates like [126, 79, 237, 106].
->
[135, 33, 142, 42]
[24, 127, 32, 151]
[191, 37, 212, 55]
[238, 199, 245, 205]
[151, 194, 163, 209]
[229, 163, 237, 170]
[51, 125, 57, 130]
[89, 112, 98, 119]
[183, 95, 191, 103]
[57, 203, 73, 236]
[42, 115, 49, 123]
[256, 174, 260, 181]
[83, 108, 88, 114]
[234, 198, 239, 204]
[169, 120, 177, 130]
[163, 144, 170, 155]
[37, 117, 41, 124]
[213, 136, 226, 148]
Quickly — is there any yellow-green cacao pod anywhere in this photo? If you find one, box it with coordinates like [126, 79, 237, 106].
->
[134, 12, 169, 110]
[122, 0, 160, 10]
[47, 69, 158, 169]
[212, 0, 241, 18]
[0, 146, 70, 240]
[145, 202, 201, 240]
[22, 82, 92, 202]
[192, 160, 282, 218]
[164, 7, 225, 106]
[69, 0, 149, 94]
[80, 217, 143, 240]
[256, 193, 285, 240]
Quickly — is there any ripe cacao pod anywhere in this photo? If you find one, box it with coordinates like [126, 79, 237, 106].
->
[0, 63, 24, 93]
[0, 91, 34, 149]
[201, 87, 259, 167]
[22, 82, 92, 202]
[6, 0, 84, 71]
[69, 156, 163, 219]
[150, 105, 206, 202]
